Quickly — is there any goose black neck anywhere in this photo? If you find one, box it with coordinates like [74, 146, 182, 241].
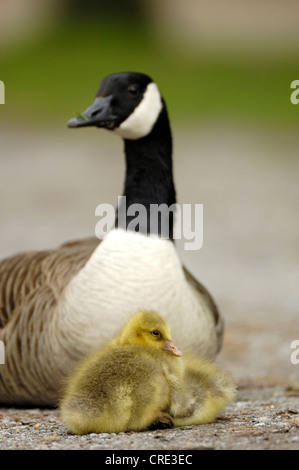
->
[116, 104, 176, 239]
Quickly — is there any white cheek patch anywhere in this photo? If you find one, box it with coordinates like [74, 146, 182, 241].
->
[113, 82, 163, 140]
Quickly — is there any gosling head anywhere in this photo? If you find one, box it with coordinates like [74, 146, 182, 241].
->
[118, 310, 182, 357]
[67, 72, 164, 140]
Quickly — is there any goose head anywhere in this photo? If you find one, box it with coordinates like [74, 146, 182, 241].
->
[117, 310, 183, 357]
[67, 72, 164, 140]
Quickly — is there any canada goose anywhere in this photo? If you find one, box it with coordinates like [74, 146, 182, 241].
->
[60, 310, 183, 434]
[0, 72, 223, 406]
[60, 310, 235, 434]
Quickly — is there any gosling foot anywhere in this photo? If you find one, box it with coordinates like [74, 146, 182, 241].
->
[147, 412, 174, 430]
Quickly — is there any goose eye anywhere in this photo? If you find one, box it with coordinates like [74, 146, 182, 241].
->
[151, 330, 161, 339]
[128, 84, 139, 97]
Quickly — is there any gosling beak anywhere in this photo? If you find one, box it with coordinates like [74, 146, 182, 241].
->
[67, 95, 117, 129]
[162, 340, 183, 357]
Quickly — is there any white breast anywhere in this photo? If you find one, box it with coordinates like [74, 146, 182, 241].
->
[62, 229, 216, 357]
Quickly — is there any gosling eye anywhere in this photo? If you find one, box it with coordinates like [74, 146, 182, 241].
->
[150, 330, 161, 339]
[128, 84, 139, 97]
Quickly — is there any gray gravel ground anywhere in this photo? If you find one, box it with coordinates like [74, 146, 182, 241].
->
[0, 386, 299, 450]
[0, 124, 298, 450]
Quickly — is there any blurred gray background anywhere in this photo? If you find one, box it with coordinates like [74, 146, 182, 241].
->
[0, 0, 298, 385]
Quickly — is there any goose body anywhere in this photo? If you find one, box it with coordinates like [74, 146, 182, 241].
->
[0, 72, 223, 405]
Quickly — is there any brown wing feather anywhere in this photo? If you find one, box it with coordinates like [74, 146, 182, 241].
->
[0, 237, 100, 329]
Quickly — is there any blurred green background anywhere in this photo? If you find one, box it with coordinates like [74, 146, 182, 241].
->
[0, 0, 299, 127]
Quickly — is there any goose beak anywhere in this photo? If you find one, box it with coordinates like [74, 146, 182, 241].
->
[162, 340, 183, 357]
[67, 95, 117, 129]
